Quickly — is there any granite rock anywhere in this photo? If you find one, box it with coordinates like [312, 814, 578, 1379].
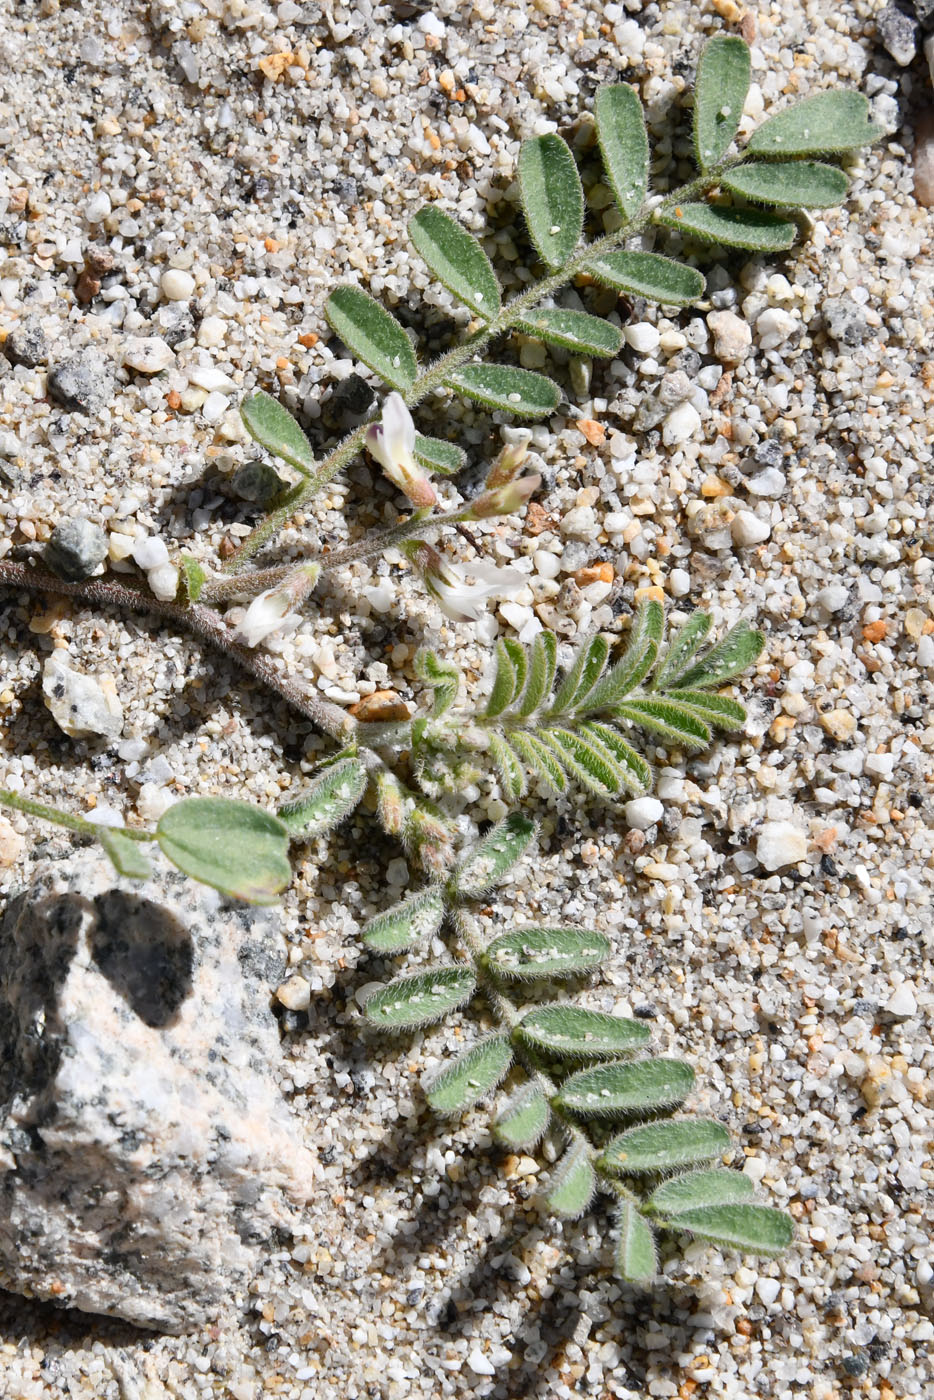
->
[42, 652, 124, 740]
[44, 517, 109, 582]
[0, 851, 317, 1331]
[47, 351, 114, 415]
[4, 314, 49, 368]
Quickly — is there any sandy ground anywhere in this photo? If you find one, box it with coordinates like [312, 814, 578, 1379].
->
[0, 0, 932, 1396]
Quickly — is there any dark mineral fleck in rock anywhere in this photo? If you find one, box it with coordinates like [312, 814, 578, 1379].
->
[4, 314, 48, 368]
[877, 3, 918, 63]
[823, 297, 870, 348]
[47, 351, 114, 414]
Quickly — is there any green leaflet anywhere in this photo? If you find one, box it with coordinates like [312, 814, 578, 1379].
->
[651, 610, 712, 691]
[515, 630, 557, 716]
[577, 723, 652, 795]
[515, 1005, 650, 1060]
[667, 1203, 793, 1255]
[665, 689, 747, 730]
[178, 554, 206, 605]
[540, 726, 627, 794]
[545, 1140, 597, 1218]
[488, 732, 527, 802]
[494, 1081, 551, 1150]
[483, 926, 611, 981]
[99, 829, 153, 881]
[362, 886, 447, 953]
[424, 1035, 514, 1115]
[586, 250, 705, 306]
[594, 83, 649, 220]
[509, 731, 568, 792]
[515, 308, 623, 358]
[615, 1201, 658, 1283]
[518, 133, 584, 268]
[485, 639, 522, 717]
[414, 434, 467, 476]
[277, 756, 367, 837]
[415, 648, 461, 718]
[409, 205, 501, 320]
[693, 35, 750, 171]
[446, 363, 561, 418]
[600, 1118, 730, 1174]
[240, 390, 316, 475]
[722, 160, 849, 209]
[363, 966, 477, 1030]
[325, 285, 417, 390]
[554, 1058, 694, 1117]
[156, 798, 292, 905]
[657, 203, 796, 252]
[613, 698, 712, 749]
[674, 619, 764, 687]
[550, 634, 610, 714]
[454, 812, 537, 901]
[648, 1168, 755, 1216]
[747, 90, 884, 157]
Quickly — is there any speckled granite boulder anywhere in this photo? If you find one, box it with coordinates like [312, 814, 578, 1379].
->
[0, 850, 317, 1332]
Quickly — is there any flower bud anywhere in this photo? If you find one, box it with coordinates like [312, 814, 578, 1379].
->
[485, 432, 532, 489]
[463, 473, 541, 520]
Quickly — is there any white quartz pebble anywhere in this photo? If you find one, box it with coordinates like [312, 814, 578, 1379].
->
[756, 821, 807, 870]
[161, 268, 195, 301]
[624, 796, 664, 830]
[732, 510, 771, 546]
[131, 536, 169, 570]
[148, 563, 179, 600]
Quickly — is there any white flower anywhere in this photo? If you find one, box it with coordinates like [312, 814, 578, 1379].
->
[365, 392, 437, 508]
[230, 564, 320, 648]
[406, 543, 525, 623]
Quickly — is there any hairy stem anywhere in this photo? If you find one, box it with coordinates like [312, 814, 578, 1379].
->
[0, 788, 154, 840]
[224, 161, 739, 573]
[0, 562, 355, 743]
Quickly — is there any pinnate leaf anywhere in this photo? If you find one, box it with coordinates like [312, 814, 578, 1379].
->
[518, 133, 584, 268]
[362, 886, 447, 953]
[615, 1201, 658, 1283]
[586, 250, 705, 306]
[446, 363, 560, 418]
[414, 434, 467, 476]
[747, 90, 883, 157]
[100, 829, 153, 881]
[156, 799, 291, 904]
[723, 160, 848, 208]
[278, 756, 367, 837]
[667, 1203, 793, 1255]
[600, 1118, 730, 1174]
[665, 689, 747, 730]
[325, 285, 417, 390]
[509, 731, 567, 793]
[409, 206, 501, 319]
[415, 648, 461, 718]
[240, 391, 316, 475]
[540, 726, 625, 794]
[693, 35, 750, 170]
[454, 812, 537, 901]
[674, 619, 764, 688]
[494, 1081, 551, 1150]
[424, 1035, 513, 1114]
[545, 1140, 597, 1218]
[585, 603, 664, 708]
[516, 1006, 650, 1060]
[554, 1058, 694, 1117]
[594, 83, 649, 219]
[649, 1169, 755, 1216]
[483, 926, 611, 981]
[657, 202, 796, 251]
[363, 966, 476, 1030]
[516, 308, 623, 357]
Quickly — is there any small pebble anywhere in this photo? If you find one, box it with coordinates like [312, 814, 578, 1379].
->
[624, 796, 664, 830]
[756, 820, 808, 871]
[44, 518, 108, 582]
[823, 297, 870, 348]
[814, 584, 849, 614]
[732, 510, 771, 546]
[744, 467, 785, 498]
[623, 322, 660, 354]
[755, 1277, 781, 1306]
[123, 336, 174, 374]
[466, 1350, 495, 1378]
[3, 314, 48, 368]
[756, 307, 797, 350]
[669, 568, 690, 597]
[884, 983, 917, 1018]
[276, 975, 312, 1012]
[349, 690, 411, 723]
[188, 365, 237, 393]
[132, 536, 170, 570]
[231, 460, 288, 505]
[161, 268, 196, 301]
[707, 309, 751, 362]
[877, 2, 918, 64]
[0, 816, 26, 869]
[84, 191, 112, 222]
[662, 401, 701, 446]
[42, 653, 124, 741]
[197, 316, 227, 348]
[47, 352, 114, 415]
[148, 563, 180, 601]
